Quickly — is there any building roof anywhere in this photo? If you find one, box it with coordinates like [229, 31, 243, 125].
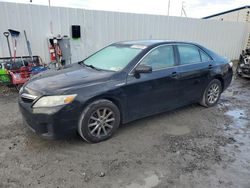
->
[202, 5, 250, 19]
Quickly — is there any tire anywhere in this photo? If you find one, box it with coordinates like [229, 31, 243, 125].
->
[78, 99, 120, 143]
[200, 79, 222, 107]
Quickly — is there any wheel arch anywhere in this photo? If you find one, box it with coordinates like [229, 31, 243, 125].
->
[82, 94, 124, 124]
[213, 75, 224, 91]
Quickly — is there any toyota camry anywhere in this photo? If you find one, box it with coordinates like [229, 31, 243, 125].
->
[19, 40, 233, 143]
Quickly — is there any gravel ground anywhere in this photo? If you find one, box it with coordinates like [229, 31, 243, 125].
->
[0, 76, 249, 188]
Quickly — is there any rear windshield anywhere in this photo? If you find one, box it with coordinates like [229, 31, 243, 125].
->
[84, 45, 143, 71]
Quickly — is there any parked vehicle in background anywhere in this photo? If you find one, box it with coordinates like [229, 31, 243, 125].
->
[237, 49, 250, 78]
[18, 40, 233, 143]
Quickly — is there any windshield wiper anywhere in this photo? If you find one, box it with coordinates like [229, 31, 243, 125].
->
[79, 61, 101, 71]
[85, 64, 102, 71]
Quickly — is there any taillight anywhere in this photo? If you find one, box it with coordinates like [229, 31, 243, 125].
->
[228, 61, 233, 68]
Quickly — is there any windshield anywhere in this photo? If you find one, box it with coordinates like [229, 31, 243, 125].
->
[83, 45, 144, 71]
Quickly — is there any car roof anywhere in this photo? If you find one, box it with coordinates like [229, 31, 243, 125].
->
[115, 40, 199, 48]
[113, 40, 221, 62]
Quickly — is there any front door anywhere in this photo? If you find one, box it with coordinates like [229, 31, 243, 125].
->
[124, 45, 180, 120]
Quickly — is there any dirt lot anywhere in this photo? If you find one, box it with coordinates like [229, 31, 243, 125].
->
[0, 76, 250, 188]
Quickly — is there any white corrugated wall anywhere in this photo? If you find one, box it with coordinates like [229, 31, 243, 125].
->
[0, 2, 249, 63]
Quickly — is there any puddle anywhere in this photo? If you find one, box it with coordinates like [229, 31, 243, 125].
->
[126, 171, 160, 188]
[225, 109, 245, 119]
[225, 109, 250, 133]
[167, 125, 191, 136]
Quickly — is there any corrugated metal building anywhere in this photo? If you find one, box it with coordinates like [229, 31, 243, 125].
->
[203, 6, 250, 48]
[0, 2, 249, 63]
[203, 5, 250, 22]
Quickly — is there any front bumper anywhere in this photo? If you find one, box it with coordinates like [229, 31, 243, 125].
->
[19, 96, 81, 139]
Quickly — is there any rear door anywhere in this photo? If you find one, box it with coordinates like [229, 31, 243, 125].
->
[176, 44, 213, 103]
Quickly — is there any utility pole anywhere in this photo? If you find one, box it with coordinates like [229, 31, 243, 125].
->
[167, 0, 171, 16]
[30, 0, 53, 34]
[181, 1, 187, 17]
[48, 0, 53, 34]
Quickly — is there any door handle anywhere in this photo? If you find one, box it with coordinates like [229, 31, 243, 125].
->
[171, 72, 178, 78]
[208, 64, 213, 69]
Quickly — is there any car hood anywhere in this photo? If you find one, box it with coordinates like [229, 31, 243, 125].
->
[24, 63, 114, 95]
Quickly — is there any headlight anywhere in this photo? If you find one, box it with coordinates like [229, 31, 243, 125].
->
[228, 61, 233, 68]
[19, 86, 24, 94]
[33, 94, 77, 108]
[240, 63, 245, 67]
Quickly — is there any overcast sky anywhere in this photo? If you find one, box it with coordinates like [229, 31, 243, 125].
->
[0, 0, 249, 18]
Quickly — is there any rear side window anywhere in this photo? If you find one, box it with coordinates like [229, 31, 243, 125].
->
[200, 50, 212, 62]
[177, 45, 201, 65]
[140, 45, 175, 70]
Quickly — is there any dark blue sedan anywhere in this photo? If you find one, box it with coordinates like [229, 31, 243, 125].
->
[19, 40, 233, 143]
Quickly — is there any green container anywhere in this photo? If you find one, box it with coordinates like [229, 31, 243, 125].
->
[0, 69, 11, 84]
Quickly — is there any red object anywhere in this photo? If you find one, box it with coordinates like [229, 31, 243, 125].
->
[9, 67, 31, 85]
[55, 44, 62, 57]
[49, 44, 56, 61]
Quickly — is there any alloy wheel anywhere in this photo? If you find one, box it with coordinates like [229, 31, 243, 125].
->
[88, 108, 115, 138]
[207, 83, 220, 104]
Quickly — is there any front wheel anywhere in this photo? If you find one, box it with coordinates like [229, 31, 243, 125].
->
[200, 79, 222, 107]
[78, 99, 120, 143]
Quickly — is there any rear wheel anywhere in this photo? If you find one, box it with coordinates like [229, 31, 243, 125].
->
[200, 79, 222, 107]
[78, 99, 120, 143]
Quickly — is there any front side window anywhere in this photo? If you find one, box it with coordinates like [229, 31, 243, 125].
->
[140, 45, 175, 70]
[177, 45, 201, 65]
[84, 45, 143, 71]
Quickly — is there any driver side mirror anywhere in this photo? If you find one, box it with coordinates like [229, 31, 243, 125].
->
[134, 64, 152, 74]
[133, 64, 152, 78]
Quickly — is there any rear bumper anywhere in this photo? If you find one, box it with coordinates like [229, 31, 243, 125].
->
[223, 68, 233, 91]
[19, 98, 80, 139]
